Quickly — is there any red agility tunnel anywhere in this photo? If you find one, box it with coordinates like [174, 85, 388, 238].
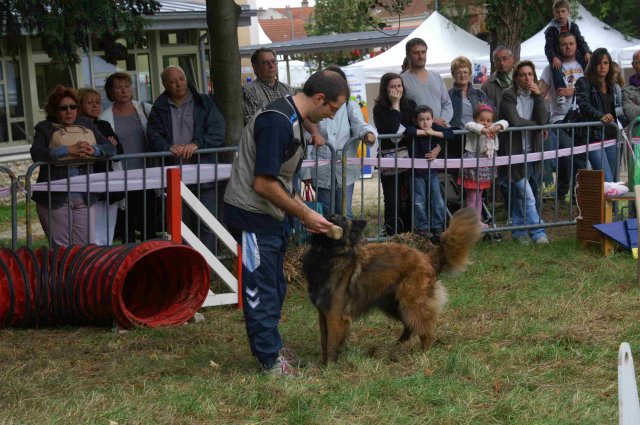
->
[0, 240, 211, 329]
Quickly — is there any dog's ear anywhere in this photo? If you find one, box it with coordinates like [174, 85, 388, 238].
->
[350, 219, 367, 240]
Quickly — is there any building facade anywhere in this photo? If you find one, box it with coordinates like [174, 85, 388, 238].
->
[0, 0, 255, 159]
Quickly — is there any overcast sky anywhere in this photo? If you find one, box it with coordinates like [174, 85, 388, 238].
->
[255, 0, 315, 8]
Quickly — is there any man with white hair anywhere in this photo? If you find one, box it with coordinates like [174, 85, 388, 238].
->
[622, 50, 640, 125]
[147, 65, 225, 251]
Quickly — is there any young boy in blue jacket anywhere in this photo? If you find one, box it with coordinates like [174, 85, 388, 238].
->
[410, 105, 455, 242]
[544, 0, 591, 104]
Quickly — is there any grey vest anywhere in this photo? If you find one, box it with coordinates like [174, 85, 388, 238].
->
[224, 97, 306, 222]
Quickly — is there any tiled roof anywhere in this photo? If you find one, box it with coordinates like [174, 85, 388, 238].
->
[259, 18, 309, 42]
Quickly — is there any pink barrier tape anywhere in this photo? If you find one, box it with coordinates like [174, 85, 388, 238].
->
[15, 138, 616, 194]
[303, 138, 617, 169]
[30, 164, 232, 193]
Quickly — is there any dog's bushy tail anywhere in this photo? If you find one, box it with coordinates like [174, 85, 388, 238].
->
[436, 208, 482, 273]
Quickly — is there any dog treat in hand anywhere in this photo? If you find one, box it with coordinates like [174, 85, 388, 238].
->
[326, 225, 343, 240]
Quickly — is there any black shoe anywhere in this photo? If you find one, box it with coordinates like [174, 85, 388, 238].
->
[415, 229, 433, 239]
[484, 232, 502, 242]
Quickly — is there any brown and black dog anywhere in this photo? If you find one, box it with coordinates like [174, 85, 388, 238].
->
[303, 208, 481, 364]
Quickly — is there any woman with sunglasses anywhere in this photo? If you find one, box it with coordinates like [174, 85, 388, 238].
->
[30, 85, 116, 246]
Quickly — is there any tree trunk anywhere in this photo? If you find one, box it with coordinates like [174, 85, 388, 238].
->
[486, 0, 525, 73]
[207, 0, 242, 147]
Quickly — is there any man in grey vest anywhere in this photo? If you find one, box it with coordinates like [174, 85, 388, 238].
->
[224, 70, 349, 376]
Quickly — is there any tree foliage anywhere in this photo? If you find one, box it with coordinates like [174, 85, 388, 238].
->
[0, 0, 160, 68]
[305, 0, 412, 66]
[581, 0, 640, 39]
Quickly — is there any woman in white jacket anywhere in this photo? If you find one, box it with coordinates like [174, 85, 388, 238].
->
[300, 66, 377, 218]
[99, 72, 155, 242]
[458, 104, 508, 226]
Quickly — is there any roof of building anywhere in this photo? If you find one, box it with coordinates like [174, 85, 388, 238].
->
[259, 18, 309, 42]
[239, 27, 413, 57]
[149, 1, 255, 30]
[156, 0, 207, 12]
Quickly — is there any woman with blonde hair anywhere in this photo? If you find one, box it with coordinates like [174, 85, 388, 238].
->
[78, 87, 124, 245]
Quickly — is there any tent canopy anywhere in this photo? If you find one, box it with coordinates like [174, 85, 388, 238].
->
[347, 11, 489, 82]
[475, 4, 640, 71]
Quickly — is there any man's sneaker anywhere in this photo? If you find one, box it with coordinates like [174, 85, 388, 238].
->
[514, 235, 531, 245]
[279, 347, 299, 366]
[534, 235, 550, 245]
[415, 229, 433, 239]
[262, 355, 300, 377]
[557, 96, 567, 105]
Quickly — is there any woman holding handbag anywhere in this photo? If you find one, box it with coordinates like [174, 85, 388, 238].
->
[30, 85, 116, 246]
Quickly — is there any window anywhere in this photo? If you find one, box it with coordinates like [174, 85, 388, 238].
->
[35, 63, 73, 110]
[0, 60, 26, 143]
[160, 30, 193, 46]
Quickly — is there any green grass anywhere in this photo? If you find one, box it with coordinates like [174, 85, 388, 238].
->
[1, 236, 638, 424]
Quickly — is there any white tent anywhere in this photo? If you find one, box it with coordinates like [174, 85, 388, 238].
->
[347, 11, 489, 82]
[475, 4, 640, 72]
[258, 23, 272, 45]
[622, 44, 640, 68]
[278, 60, 312, 88]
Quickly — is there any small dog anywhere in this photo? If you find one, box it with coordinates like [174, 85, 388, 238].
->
[303, 208, 481, 364]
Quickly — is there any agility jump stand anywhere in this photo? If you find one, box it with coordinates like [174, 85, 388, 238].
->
[166, 168, 242, 309]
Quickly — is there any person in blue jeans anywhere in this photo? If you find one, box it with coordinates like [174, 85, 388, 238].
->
[498, 61, 550, 244]
[410, 105, 454, 241]
[301, 66, 377, 218]
[576, 48, 620, 184]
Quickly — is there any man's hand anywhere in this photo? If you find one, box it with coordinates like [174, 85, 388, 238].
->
[362, 132, 376, 145]
[169, 143, 198, 159]
[433, 118, 448, 127]
[169, 144, 184, 158]
[300, 207, 334, 234]
[556, 87, 575, 97]
[181, 143, 198, 160]
[309, 132, 326, 146]
[552, 57, 562, 71]
[584, 52, 591, 64]
[304, 121, 325, 146]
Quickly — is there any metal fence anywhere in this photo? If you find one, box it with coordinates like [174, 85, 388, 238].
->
[332, 121, 621, 240]
[23, 147, 236, 249]
[0, 120, 628, 249]
[0, 165, 19, 250]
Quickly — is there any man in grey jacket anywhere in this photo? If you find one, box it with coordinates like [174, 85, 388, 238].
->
[147, 65, 225, 252]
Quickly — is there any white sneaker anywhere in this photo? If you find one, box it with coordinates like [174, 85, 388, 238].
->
[534, 236, 550, 245]
[557, 96, 567, 105]
[262, 355, 300, 377]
